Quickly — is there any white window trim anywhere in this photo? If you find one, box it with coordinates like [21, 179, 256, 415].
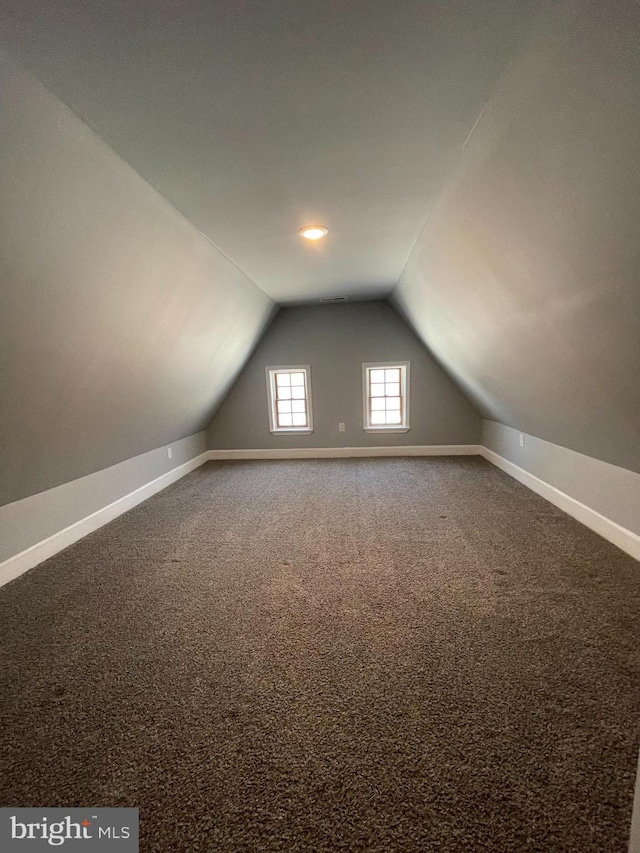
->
[362, 361, 410, 433]
[266, 365, 313, 435]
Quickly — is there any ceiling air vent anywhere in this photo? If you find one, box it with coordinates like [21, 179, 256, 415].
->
[319, 296, 347, 303]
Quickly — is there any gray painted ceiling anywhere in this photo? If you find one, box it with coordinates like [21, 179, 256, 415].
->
[394, 0, 640, 473]
[0, 0, 542, 303]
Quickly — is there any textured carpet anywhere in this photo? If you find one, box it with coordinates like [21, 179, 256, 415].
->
[1, 457, 640, 852]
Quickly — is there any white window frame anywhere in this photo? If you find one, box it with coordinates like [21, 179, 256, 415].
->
[266, 365, 313, 435]
[362, 362, 410, 433]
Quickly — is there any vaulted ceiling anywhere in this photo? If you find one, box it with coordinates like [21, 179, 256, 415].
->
[0, 0, 542, 303]
[394, 0, 640, 472]
[1, 0, 639, 506]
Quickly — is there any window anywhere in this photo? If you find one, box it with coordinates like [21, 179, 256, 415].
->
[266, 366, 313, 434]
[363, 362, 410, 432]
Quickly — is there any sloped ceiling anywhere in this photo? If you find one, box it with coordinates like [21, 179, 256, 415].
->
[0, 50, 274, 505]
[0, 0, 540, 303]
[394, 0, 640, 473]
[1, 0, 638, 503]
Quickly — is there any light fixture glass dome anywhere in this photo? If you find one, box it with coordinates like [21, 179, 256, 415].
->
[298, 225, 328, 240]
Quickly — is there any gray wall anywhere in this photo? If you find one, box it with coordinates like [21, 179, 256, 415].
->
[207, 301, 481, 449]
[0, 432, 206, 567]
[394, 0, 640, 475]
[483, 420, 640, 540]
[0, 50, 274, 507]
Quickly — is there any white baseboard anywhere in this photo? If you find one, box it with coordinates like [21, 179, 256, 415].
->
[480, 447, 640, 562]
[207, 445, 482, 460]
[3, 442, 637, 589]
[0, 451, 209, 588]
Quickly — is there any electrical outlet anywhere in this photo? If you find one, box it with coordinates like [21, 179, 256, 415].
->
[519, 434, 525, 448]
[339, 422, 345, 432]
[167, 447, 173, 459]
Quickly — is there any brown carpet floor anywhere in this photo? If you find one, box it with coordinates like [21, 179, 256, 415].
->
[1, 457, 640, 852]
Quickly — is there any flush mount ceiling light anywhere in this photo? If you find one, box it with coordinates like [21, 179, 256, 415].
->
[298, 225, 328, 240]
